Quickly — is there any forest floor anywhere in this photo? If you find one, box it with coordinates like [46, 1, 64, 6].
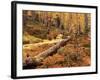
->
[23, 33, 91, 69]
[22, 12, 91, 69]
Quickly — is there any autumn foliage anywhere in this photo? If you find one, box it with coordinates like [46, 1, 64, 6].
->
[23, 10, 91, 69]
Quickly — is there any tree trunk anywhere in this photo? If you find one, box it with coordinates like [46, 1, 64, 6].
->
[32, 36, 71, 64]
[23, 36, 71, 68]
[84, 14, 88, 33]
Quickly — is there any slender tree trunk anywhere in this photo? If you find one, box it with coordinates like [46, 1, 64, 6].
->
[84, 14, 88, 33]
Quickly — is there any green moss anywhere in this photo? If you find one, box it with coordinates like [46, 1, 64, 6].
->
[23, 34, 43, 44]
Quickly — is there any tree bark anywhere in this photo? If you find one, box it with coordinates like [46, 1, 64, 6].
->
[23, 36, 71, 69]
[32, 36, 71, 64]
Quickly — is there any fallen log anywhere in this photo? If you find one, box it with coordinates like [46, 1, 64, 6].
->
[23, 36, 71, 68]
[33, 36, 71, 64]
